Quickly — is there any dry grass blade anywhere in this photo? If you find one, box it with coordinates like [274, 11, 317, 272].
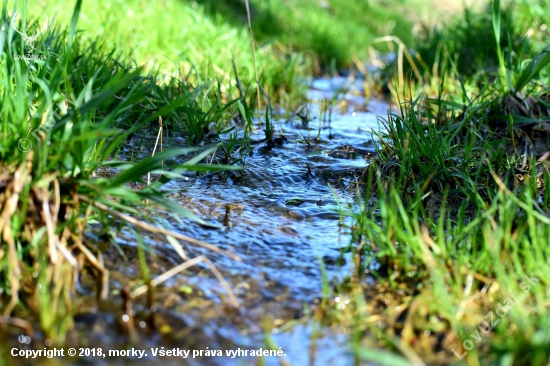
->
[166, 234, 189, 261]
[52, 178, 61, 225]
[3, 226, 20, 316]
[538, 150, 550, 162]
[131, 256, 204, 298]
[0, 316, 34, 336]
[393, 337, 427, 366]
[374, 36, 422, 91]
[78, 195, 241, 261]
[201, 255, 239, 308]
[56, 242, 79, 268]
[41, 196, 59, 264]
[0, 155, 32, 315]
[131, 255, 239, 308]
[99, 253, 109, 300]
[147, 117, 163, 190]
[0, 157, 29, 234]
[490, 169, 550, 224]
[77, 240, 109, 300]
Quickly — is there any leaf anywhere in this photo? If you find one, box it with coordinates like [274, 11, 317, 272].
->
[492, 0, 501, 45]
[144, 93, 192, 124]
[181, 145, 217, 166]
[67, 0, 83, 52]
[78, 70, 143, 115]
[138, 190, 220, 227]
[94, 197, 142, 216]
[514, 45, 550, 93]
[102, 147, 204, 169]
[426, 99, 465, 110]
[103, 148, 191, 188]
[492, 115, 550, 124]
[166, 235, 187, 261]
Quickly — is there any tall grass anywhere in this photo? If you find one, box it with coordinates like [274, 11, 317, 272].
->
[345, 164, 550, 364]
[326, 94, 550, 364]
[0, 1, 238, 340]
[322, 1, 550, 364]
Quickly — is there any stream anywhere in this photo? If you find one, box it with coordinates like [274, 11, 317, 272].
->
[10, 78, 390, 366]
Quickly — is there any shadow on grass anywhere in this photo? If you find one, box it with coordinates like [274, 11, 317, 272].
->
[187, 0, 413, 70]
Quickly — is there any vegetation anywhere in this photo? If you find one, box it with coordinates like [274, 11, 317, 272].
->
[0, 0, 241, 340]
[196, 0, 413, 70]
[317, 1, 550, 365]
[1, 0, 550, 364]
[13, 0, 309, 107]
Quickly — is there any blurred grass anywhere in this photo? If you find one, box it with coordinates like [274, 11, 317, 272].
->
[11, 0, 309, 105]
[196, 0, 413, 70]
[382, 0, 550, 90]
[413, 0, 550, 78]
[12, 0, 418, 100]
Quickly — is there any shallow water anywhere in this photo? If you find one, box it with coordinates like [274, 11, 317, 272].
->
[7, 78, 389, 366]
[119, 78, 387, 364]
[162, 93, 385, 304]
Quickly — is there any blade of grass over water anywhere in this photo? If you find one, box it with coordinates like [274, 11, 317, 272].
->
[0, 0, 245, 341]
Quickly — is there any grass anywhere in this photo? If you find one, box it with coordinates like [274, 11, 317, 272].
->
[197, 0, 413, 70]
[0, 0, 242, 341]
[341, 171, 550, 365]
[381, 0, 550, 98]
[0, 0, 415, 348]
[10, 0, 309, 108]
[12, 0, 417, 102]
[411, 1, 521, 78]
[2, 0, 550, 364]
[314, 1, 550, 364]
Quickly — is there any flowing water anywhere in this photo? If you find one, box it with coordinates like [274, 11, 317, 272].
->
[9, 78, 390, 366]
